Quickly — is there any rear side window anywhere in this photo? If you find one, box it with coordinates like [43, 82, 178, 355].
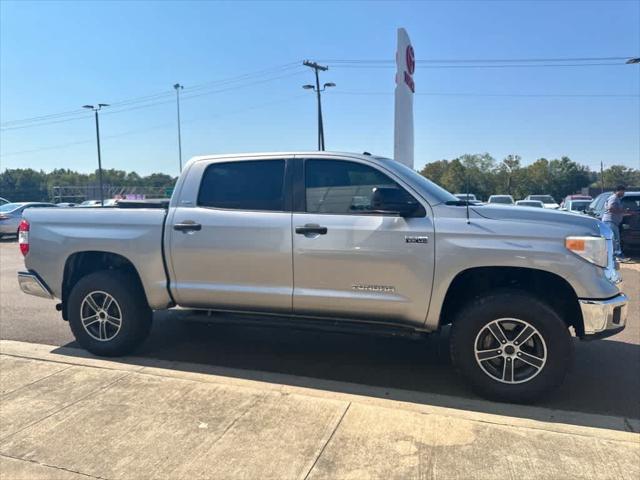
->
[198, 160, 286, 211]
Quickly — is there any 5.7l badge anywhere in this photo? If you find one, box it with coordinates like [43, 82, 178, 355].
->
[405, 236, 428, 244]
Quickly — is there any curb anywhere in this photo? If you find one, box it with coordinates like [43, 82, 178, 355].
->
[1, 339, 638, 444]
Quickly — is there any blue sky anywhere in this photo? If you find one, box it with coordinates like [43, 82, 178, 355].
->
[1, 0, 639, 176]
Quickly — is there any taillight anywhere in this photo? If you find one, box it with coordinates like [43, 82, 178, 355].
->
[18, 220, 29, 256]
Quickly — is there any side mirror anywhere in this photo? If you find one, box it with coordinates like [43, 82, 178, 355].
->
[370, 187, 423, 217]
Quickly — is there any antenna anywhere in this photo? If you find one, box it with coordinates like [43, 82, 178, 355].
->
[465, 172, 470, 224]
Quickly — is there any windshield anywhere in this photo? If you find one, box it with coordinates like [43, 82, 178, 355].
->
[0, 202, 23, 213]
[519, 201, 541, 207]
[376, 157, 458, 204]
[529, 195, 555, 203]
[569, 200, 591, 211]
[490, 196, 513, 204]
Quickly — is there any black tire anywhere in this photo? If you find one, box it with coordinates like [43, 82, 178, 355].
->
[450, 290, 572, 403]
[68, 270, 152, 356]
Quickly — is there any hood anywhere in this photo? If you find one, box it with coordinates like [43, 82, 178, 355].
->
[471, 204, 605, 235]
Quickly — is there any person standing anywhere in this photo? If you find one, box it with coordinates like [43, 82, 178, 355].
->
[602, 185, 630, 262]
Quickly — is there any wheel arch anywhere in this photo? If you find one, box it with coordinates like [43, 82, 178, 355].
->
[61, 251, 148, 320]
[438, 266, 584, 336]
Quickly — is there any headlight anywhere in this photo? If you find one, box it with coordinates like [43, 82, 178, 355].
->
[565, 236, 608, 267]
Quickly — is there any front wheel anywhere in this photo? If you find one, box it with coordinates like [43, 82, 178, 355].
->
[450, 291, 572, 403]
[68, 270, 152, 356]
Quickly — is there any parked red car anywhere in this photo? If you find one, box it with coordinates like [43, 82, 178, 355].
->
[587, 191, 640, 252]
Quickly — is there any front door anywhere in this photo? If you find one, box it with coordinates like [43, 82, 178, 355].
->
[292, 157, 435, 326]
[168, 157, 293, 313]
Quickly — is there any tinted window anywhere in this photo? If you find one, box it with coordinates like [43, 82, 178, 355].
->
[198, 160, 286, 211]
[622, 195, 640, 211]
[305, 159, 416, 215]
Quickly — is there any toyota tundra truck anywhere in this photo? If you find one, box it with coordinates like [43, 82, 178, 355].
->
[17, 152, 628, 402]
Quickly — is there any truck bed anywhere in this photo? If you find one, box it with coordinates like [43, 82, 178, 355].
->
[22, 207, 173, 309]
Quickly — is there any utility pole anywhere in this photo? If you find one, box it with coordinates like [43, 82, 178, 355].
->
[174, 83, 184, 172]
[501, 161, 513, 196]
[600, 161, 605, 193]
[82, 104, 109, 206]
[302, 60, 334, 151]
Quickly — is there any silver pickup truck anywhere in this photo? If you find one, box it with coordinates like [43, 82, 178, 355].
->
[18, 152, 628, 402]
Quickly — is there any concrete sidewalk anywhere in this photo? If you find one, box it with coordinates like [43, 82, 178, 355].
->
[0, 340, 638, 480]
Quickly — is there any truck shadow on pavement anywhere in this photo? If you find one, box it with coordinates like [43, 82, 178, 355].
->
[53, 308, 640, 434]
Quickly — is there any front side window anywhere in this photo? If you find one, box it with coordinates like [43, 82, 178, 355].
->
[198, 160, 286, 211]
[305, 159, 418, 215]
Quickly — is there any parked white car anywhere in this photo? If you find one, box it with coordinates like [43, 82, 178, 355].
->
[487, 195, 515, 205]
[516, 200, 544, 208]
[562, 199, 592, 214]
[525, 195, 559, 209]
[454, 193, 478, 202]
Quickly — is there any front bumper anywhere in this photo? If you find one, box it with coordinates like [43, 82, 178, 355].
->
[18, 271, 53, 299]
[579, 293, 628, 339]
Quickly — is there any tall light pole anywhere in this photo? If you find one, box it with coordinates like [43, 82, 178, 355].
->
[82, 103, 109, 206]
[173, 83, 184, 172]
[303, 60, 334, 150]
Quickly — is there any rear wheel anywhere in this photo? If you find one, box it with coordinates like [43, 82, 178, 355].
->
[450, 290, 572, 403]
[68, 270, 152, 356]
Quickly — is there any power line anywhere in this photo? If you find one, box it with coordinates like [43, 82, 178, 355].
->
[331, 91, 640, 98]
[0, 94, 307, 158]
[328, 62, 631, 69]
[0, 113, 94, 131]
[321, 56, 635, 64]
[3, 56, 636, 129]
[0, 69, 307, 131]
[0, 62, 302, 128]
[4, 57, 635, 127]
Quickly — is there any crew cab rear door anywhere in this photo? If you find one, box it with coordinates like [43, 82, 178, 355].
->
[291, 156, 435, 326]
[166, 156, 294, 312]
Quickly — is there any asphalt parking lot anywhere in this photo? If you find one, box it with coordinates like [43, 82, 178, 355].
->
[1, 237, 638, 424]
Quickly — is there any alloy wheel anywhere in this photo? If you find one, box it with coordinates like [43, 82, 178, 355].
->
[80, 291, 122, 342]
[474, 318, 547, 384]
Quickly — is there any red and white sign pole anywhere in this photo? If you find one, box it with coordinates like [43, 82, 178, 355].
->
[394, 28, 415, 169]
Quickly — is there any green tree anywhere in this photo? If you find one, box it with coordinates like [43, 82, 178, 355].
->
[440, 159, 467, 194]
[419, 160, 449, 186]
[601, 165, 640, 189]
